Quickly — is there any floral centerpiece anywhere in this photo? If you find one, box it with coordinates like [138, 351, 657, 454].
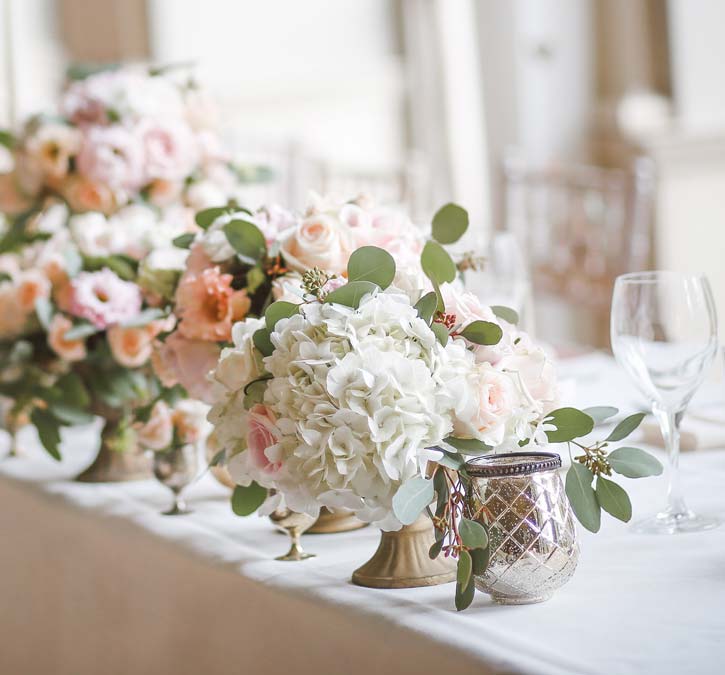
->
[0, 65, 270, 477]
[206, 201, 663, 608]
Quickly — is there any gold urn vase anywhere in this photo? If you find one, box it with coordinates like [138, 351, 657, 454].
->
[76, 403, 151, 482]
[352, 514, 456, 589]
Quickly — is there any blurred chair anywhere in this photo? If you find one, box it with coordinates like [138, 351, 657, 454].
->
[502, 155, 655, 348]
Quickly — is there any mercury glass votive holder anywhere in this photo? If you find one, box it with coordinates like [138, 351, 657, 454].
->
[465, 452, 579, 605]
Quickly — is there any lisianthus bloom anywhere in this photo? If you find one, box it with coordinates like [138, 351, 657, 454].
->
[136, 400, 173, 451]
[151, 332, 222, 404]
[175, 265, 250, 342]
[47, 314, 86, 362]
[68, 268, 143, 329]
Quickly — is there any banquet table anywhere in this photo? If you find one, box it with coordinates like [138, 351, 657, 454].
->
[1, 353, 724, 675]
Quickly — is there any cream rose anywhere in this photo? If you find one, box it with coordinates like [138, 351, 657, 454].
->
[279, 214, 353, 275]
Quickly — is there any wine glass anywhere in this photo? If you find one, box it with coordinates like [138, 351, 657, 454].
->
[610, 271, 720, 534]
[151, 444, 198, 515]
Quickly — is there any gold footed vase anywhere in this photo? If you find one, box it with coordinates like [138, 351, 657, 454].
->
[77, 406, 151, 483]
[352, 514, 456, 588]
[307, 507, 367, 534]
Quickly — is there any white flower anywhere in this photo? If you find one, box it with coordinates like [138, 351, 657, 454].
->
[212, 317, 265, 393]
[69, 212, 122, 257]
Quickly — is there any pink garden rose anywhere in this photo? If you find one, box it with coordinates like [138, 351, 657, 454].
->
[139, 119, 198, 183]
[279, 214, 353, 275]
[68, 268, 143, 329]
[76, 124, 145, 191]
[246, 404, 281, 473]
[151, 332, 222, 404]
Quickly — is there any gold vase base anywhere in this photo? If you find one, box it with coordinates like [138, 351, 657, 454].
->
[307, 507, 368, 534]
[276, 544, 316, 562]
[76, 449, 152, 483]
[352, 515, 456, 589]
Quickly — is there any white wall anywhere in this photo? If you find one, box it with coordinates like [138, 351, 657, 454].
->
[147, 0, 406, 169]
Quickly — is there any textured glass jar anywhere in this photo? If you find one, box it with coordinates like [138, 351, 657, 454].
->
[465, 452, 579, 604]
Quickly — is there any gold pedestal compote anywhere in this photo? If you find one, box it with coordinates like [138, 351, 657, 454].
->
[269, 506, 317, 561]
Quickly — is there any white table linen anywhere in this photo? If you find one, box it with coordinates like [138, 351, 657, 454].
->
[1, 353, 724, 675]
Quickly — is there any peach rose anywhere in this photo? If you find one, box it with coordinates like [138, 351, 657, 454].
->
[47, 314, 87, 362]
[107, 324, 155, 368]
[246, 404, 281, 473]
[0, 172, 34, 215]
[62, 176, 116, 214]
[16, 271, 51, 313]
[136, 401, 173, 451]
[279, 214, 353, 275]
[151, 332, 222, 404]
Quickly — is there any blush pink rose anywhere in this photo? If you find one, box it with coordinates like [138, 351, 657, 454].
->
[139, 119, 198, 183]
[279, 214, 353, 275]
[151, 332, 222, 404]
[136, 401, 173, 451]
[246, 404, 281, 473]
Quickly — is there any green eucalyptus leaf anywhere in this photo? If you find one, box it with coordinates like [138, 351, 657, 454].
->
[460, 320, 503, 346]
[565, 462, 601, 533]
[429, 538, 444, 560]
[31, 408, 62, 461]
[231, 482, 268, 516]
[595, 476, 632, 522]
[433, 469, 449, 513]
[224, 219, 267, 263]
[582, 406, 619, 425]
[35, 297, 54, 331]
[63, 322, 98, 341]
[195, 206, 236, 229]
[607, 446, 663, 478]
[0, 129, 16, 149]
[265, 301, 299, 331]
[606, 412, 646, 442]
[208, 449, 226, 468]
[490, 305, 519, 325]
[421, 241, 457, 284]
[470, 546, 490, 576]
[457, 550, 473, 588]
[172, 232, 195, 249]
[55, 372, 90, 409]
[323, 280, 378, 309]
[436, 448, 465, 470]
[243, 378, 269, 410]
[459, 518, 488, 549]
[443, 436, 493, 456]
[455, 575, 476, 611]
[392, 476, 435, 525]
[545, 408, 595, 443]
[252, 328, 274, 357]
[431, 203, 469, 245]
[246, 266, 266, 294]
[431, 321, 449, 346]
[121, 308, 166, 328]
[347, 246, 396, 289]
[414, 292, 438, 324]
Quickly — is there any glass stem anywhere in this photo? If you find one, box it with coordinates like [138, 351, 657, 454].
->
[653, 406, 687, 516]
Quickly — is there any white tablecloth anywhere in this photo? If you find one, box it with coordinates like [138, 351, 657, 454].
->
[1, 353, 724, 675]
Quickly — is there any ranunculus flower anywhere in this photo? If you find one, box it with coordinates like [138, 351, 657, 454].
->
[151, 332, 222, 404]
[107, 324, 155, 368]
[175, 265, 250, 342]
[68, 268, 143, 329]
[47, 314, 86, 362]
[246, 404, 281, 473]
[76, 124, 145, 191]
[136, 401, 173, 451]
[24, 123, 81, 181]
[279, 214, 353, 275]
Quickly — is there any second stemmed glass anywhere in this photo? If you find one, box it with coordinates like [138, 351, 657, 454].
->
[610, 271, 720, 534]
